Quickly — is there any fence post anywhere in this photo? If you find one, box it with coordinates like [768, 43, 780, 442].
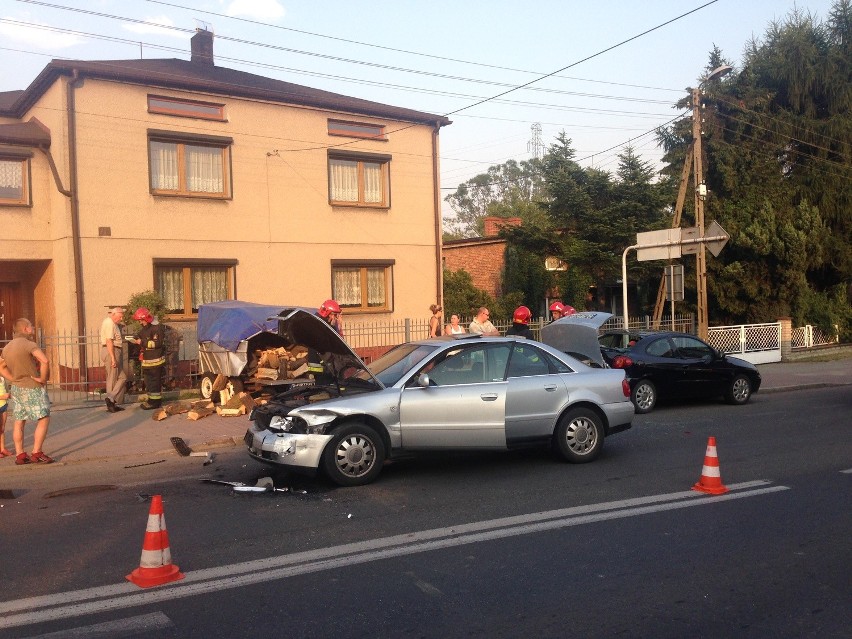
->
[778, 317, 792, 361]
[739, 325, 746, 354]
[404, 318, 411, 343]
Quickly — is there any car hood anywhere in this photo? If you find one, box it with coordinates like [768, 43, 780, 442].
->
[540, 312, 613, 368]
[274, 308, 384, 388]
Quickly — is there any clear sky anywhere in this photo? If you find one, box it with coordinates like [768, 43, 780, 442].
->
[0, 0, 839, 224]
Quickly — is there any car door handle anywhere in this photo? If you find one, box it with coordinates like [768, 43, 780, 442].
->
[544, 385, 558, 391]
[480, 393, 498, 401]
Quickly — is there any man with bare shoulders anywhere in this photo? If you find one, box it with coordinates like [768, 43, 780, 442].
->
[0, 318, 53, 465]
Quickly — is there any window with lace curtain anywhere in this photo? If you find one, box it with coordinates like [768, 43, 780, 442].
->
[328, 152, 390, 207]
[0, 155, 30, 206]
[331, 260, 394, 312]
[148, 131, 232, 199]
[154, 260, 236, 318]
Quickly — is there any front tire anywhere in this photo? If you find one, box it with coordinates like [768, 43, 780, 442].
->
[725, 374, 752, 405]
[631, 379, 657, 413]
[322, 423, 385, 486]
[554, 407, 604, 463]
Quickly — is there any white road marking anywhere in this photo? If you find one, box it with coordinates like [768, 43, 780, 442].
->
[0, 480, 786, 630]
[24, 612, 173, 638]
[840, 468, 852, 474]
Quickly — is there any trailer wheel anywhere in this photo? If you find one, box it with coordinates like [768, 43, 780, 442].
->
[199, 373, 216, 400]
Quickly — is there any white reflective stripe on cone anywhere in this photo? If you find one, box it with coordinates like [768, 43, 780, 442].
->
[700, 465, 721, 477]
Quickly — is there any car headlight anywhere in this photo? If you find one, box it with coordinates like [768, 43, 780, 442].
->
[269, 415, 294, 432]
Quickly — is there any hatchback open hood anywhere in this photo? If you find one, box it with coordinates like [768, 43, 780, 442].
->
[273, 308, 383, 387]
[540, 311, 613, 368]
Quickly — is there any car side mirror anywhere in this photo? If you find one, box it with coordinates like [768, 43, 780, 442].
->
[417, 373, 431, 388]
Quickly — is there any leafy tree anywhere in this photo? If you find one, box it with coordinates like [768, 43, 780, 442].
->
[125, 290, 167, 333]
[658, 1, 852, 332]
[444, 159, 547, 237]
[442, 269, 493, 318]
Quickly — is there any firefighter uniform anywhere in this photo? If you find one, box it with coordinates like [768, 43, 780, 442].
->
[137, 322, 166, 409]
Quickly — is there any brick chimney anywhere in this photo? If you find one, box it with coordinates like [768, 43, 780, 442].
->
[482, 216, 522, 237]
[191, 29, 214, 65]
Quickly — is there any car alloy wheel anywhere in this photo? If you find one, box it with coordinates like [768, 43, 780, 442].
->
[726, 374, 752, 405]
[554, 407, 603, 463]
[322, 423, 386, 486]
[631, 380, 656, 413]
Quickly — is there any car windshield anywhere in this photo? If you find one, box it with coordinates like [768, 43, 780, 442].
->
[356, 343, 438, 386]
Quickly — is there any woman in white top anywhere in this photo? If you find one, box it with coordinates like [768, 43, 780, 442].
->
[445, 314, 466, 335]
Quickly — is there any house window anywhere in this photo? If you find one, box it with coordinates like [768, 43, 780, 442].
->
[148, 95, 225, 121]
[328, 152, 390, 207]
[0, 156, 29, 206]
[154, 260, 236, 318]
[331, 260, 394, 312]
[327, 119, 386, 140]
[148, 131, 232, 198]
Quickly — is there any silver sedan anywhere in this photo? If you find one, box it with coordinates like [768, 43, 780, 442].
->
[245, 309, 633, 486]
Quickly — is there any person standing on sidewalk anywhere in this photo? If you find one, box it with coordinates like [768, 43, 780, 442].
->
[131, 307, 166, 410]
[100, 307, 127, 413]
[0, 318, 53, 465]
[0, 371, 10, 458]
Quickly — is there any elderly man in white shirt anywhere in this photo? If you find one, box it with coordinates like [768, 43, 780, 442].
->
[468, 307, 500, 336]
[100, 307, 127, 412]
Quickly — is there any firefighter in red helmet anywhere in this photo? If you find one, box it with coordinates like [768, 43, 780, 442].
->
[549, 301, 576, 322]
[316, 299, 343, 336]
[131, 307, 166, 410]
[505, 305, 534, 339]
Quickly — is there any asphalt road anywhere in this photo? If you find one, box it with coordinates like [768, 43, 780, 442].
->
[1, 385, 850, 638]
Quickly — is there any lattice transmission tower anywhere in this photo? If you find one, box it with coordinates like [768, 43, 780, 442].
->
[527, 122, 544, 160]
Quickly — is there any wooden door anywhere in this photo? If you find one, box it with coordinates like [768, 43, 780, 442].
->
[0, 283, 22, 341]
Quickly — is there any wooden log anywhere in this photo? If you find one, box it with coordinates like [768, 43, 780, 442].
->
[151, 409, 168, 421]
[255, 367, 279, 380]
[289, 363, 309, 379]
[215, 405, 246, 417]
[164, 401, 191, 415]
[211, 374, 228, 391]
[187, 407, 216, 420]
[190, 399, 214, 410]
[238, 392, 256, 411]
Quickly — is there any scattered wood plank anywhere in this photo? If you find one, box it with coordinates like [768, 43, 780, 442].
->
[187, 407, 216, 421]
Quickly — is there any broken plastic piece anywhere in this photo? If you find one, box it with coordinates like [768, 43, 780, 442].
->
[170, 437, 192, 457]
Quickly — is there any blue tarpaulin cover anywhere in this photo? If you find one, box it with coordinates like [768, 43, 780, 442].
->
[197, 301, 292, 351]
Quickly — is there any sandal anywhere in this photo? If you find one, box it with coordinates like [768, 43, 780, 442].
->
[15, 453, 31, 465]
[29, 451, 54, 464]
[0, 449, 12, 458]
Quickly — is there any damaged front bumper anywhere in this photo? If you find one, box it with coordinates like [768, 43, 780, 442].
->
[244, 424, 333, 471]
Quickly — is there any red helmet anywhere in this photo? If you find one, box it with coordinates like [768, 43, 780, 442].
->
[512, 306, 532, 325]
[563, 305, 577, 316]
[549, 301, 565, 313]
[318, 299, 341, 318]
[132, 307, 153, 323]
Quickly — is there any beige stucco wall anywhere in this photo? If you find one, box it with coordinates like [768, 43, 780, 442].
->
[2, 75, 442, 333]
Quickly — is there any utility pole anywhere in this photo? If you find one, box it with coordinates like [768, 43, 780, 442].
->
[692, 87, 709, 340]
[527, 122, 544, 160]
[651, 65, 732, 339]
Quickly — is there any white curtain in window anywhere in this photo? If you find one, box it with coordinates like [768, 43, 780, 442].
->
[363, 162, 383, 203]
[186, 145, 224, 193]
[332, 268, 361, 306]
[330, 159, 359, 202]
[367, 267, 386, 306]
[0, 160, 22, 189]
[150, 142, 179, 190]
[191, 267, 228, 309]
[156, 267, 184, 313]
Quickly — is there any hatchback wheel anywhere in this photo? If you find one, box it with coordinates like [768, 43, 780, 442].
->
[322, 423, 385, 486]
[725, 374, 752, 405]
[631, 379, 656, 413]
[554, 407, 603, 463]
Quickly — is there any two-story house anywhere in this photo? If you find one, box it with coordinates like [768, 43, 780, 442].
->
[0, 29, 450, 339]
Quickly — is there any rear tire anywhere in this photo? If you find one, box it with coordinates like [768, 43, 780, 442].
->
[554, 407, 604, 463]
[199, 373, 215, 400]
[631, 379, 656, 413]
[322, 423, 385, 486]
[725, 374, 752, 405]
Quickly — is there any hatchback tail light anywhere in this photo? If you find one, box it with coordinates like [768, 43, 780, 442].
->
[622, 379, 630, 397]
[612, 355, 633, 369]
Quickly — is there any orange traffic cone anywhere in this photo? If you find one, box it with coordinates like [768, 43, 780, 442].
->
[126, 494, 185, 588]
[692, 436, 729, 495]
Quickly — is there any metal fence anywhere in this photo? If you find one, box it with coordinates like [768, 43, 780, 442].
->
[792, 324, 839, 349]
[0, 314, 840, 405]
